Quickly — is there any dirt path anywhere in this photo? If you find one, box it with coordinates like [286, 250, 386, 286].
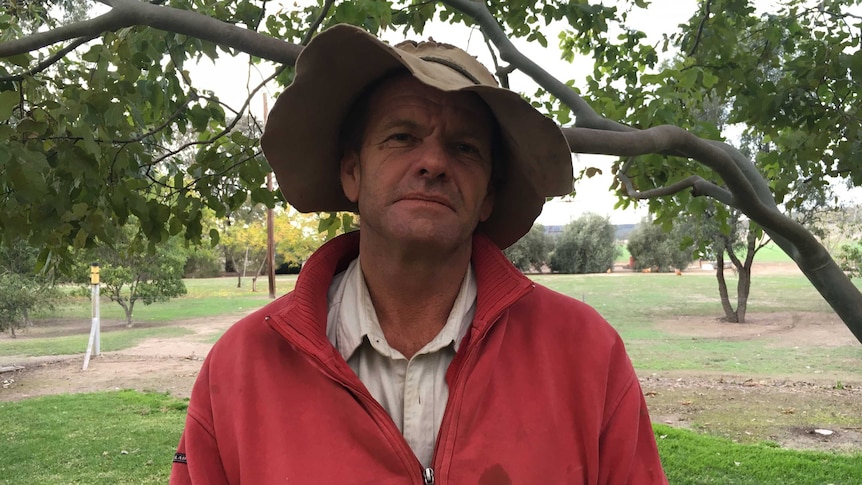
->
[0, 315, 238, 401]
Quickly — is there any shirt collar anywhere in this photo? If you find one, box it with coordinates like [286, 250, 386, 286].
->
[327, 257, 477, 362]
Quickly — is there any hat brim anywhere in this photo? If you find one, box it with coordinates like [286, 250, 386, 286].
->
[262, 24, 572, 249]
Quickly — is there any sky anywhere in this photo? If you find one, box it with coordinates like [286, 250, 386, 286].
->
[187, 0, 862, 225]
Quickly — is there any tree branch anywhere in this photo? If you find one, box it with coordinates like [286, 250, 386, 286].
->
[440, 0, 633, 132]
[618, 171, 734, 206]
[301, 0, 335, 46]
[0, 0, 302, 65]
[0, 36, 96, 82]
[687, 0, 713, 56]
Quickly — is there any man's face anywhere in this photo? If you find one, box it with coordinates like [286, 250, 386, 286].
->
[340, 74, 496, 253]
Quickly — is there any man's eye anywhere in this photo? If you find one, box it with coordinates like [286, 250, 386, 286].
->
[456, 143, 479, 154]
[388, 133, 412, 143]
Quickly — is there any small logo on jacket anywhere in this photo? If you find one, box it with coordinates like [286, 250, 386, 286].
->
[173, 453, 187, 465]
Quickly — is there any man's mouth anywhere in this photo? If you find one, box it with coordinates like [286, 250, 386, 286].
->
[399, 193, 454, 210]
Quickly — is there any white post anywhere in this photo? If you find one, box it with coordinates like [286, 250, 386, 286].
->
[83, 263, 100, 370]
[94, 279, 100, 356]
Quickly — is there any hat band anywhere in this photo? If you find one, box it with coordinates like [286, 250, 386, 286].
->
[420, 56, 482, 85]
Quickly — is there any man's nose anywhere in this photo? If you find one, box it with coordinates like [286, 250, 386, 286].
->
[415, 138, 451, 181]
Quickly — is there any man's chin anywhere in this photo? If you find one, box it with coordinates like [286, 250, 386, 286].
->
[386, 225, 472, 254]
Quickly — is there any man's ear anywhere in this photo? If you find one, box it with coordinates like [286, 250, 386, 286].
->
[478, 184, 495, 222]
[340, 151, 360, 203]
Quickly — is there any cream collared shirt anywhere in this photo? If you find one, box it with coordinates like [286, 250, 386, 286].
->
[326, 258, 476, 468]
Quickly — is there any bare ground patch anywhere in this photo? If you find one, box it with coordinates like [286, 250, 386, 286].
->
[655, 311, 859, 347]
[642, 372, 862, 453]
[0, 314, 239, 402]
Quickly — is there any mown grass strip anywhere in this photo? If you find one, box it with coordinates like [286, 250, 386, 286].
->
[0, 326, 193, 357]
[655, 424, 862, 484]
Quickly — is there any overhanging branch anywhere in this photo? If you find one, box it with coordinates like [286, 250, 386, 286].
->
[0, 0, 302, 65]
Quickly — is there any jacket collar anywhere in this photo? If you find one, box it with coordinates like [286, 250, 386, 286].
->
[277, 231, 533, 348]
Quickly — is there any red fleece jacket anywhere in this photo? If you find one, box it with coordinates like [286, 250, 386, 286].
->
[170, 232, 667, 484]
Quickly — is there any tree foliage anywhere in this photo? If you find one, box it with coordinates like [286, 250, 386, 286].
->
[0, 241, 58, 337]
[550, 214, 618, 274]
[81, 223, 187, 326]
[504, 224, 553, 272]
[627, 218, 695, 273]
[2, 0, 862, 342]
[220, 203, 324, 288]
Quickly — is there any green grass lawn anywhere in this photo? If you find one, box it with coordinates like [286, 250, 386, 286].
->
[655, 424, 862, 484]
[0, 391, 187, 484]
[0, 326, 193, 357]
[530, 272, 862, 377]
[0, 276, 300, 357]
[1, 391, 859, 484]
[41, 275, 299, 325]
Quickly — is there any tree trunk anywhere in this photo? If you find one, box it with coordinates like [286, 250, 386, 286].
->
[9, 325, 16, 338]
[735, 267, 751, 323]
[731, 229, 759, 324]
[715, 248, 738, 322]
[231, 254, 242, 288]
[251, 257, 267, 293]
[118, 298, 134, 327]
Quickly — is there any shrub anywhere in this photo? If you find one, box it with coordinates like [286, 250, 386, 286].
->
[627, 219, 695, 272]
[504, 224, 554, 272]
[549, 214, 619, 274]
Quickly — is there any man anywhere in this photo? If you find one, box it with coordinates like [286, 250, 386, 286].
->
[171, 24, 667, 484]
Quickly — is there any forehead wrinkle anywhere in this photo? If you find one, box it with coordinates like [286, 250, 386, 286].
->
[374, 97, 491, 138]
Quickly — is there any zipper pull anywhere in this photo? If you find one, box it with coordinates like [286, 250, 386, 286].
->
[422, 467, 435, 484]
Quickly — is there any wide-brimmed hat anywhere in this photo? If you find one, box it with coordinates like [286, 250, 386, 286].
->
[261, 24, 573, 249]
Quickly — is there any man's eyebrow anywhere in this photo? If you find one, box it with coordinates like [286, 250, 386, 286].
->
[376, 118, 422, 133]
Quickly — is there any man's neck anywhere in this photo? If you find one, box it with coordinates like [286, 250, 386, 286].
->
[358, 238, 473, 359]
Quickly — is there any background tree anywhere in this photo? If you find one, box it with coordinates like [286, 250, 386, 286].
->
[627, 218, 695, 273]
[221, 203, 324, 288]
[550, 214, 618, 274]
[183, 243, 223, 278]
[0, 241, 59, 337]
[2, 0, 862, 342]
[82, 223, 188, 327]
[504, 224, 553, 273]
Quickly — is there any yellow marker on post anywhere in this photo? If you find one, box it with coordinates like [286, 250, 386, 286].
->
[90, 263, 100, 285]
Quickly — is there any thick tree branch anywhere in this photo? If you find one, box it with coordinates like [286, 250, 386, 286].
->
[560, 124, 862, 341]
[618, 171, 734, 206]
[440, 0, 633, 132]
[0, 0, 302, 65]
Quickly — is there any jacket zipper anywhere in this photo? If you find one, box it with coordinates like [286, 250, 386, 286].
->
[428, 282, 535, 478]
[267, 315, 427, 484]
[324, 362, 432, 484]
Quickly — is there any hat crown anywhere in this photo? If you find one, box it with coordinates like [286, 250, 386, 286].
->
[394, 40, 499, 87]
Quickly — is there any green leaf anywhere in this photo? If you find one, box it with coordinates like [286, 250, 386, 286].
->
[209, 228, 220, 247]
[0, 90, 18, 120]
